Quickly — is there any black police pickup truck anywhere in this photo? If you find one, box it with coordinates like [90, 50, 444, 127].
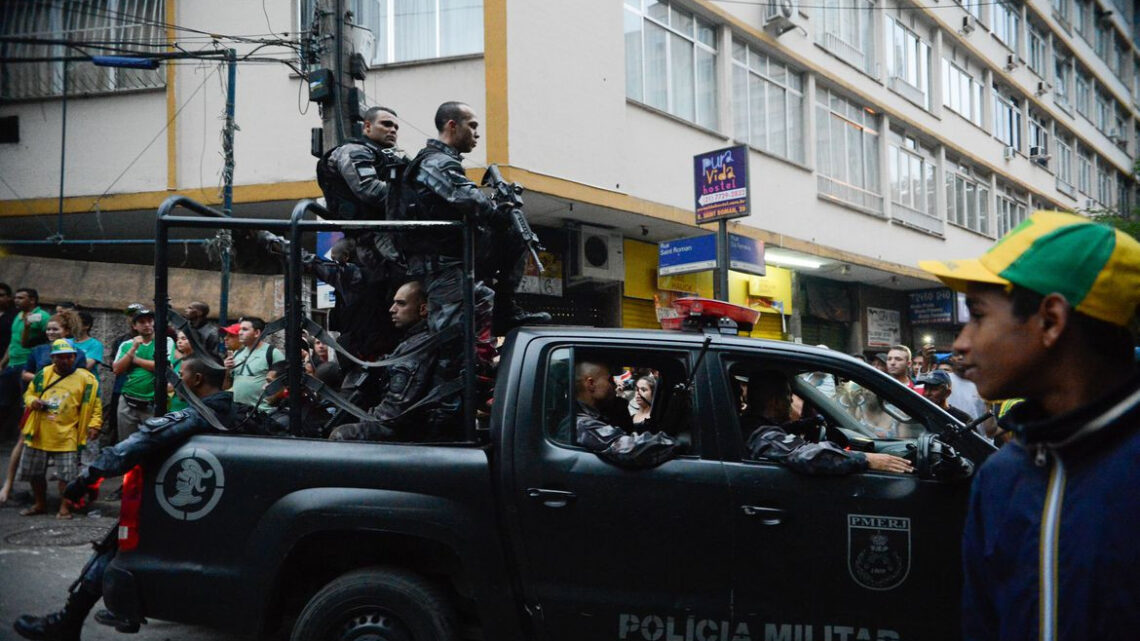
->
[103, 325, 994, 641]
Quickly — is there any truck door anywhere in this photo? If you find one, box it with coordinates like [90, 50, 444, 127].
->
[712, 351, 971, 641]
[505, 343, 734, 641]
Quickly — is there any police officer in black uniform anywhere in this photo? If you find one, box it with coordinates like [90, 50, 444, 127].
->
[573, 361, 679, 469]
[13, 356, 236, 641]
[742, 371, 914, 475]
[330, 281, 460, 442]
[399, 101, 549, 363]
[315, 105, 407, 359]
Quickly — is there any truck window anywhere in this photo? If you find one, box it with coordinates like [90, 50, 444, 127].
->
[543, 346, 694, 449]
[725, 357, 928, 453]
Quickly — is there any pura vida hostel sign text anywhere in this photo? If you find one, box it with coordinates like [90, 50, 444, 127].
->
[693, 145, 750, 224]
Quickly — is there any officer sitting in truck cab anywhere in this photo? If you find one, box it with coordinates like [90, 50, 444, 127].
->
[573, 360, 679, 469]
[742, 370, 913, 475]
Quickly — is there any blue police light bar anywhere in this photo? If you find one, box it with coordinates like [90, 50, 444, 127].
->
[91, 56, 160, 70]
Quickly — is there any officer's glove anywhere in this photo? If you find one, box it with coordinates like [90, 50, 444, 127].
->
[488, 202, 514, 227]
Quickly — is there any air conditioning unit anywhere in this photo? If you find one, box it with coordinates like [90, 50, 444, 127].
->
[569, 225, 624, 283]
[764, 0, 798, 35]
[1005, 54, 1020, 71]
[960, 16, 976, 34]
[1035, 81, 1051, 97]
[1029, 145, 1050, 158]
[1002, 146, 1017, 160]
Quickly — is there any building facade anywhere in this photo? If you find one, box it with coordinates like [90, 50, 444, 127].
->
[1, 0, 1137, 352]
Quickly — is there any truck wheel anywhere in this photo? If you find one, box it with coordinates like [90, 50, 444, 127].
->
[291, 567, 457, 641]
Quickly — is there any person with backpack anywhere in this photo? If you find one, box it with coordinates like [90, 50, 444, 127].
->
[315, 105, 406, 361]
[224, 317, 276, 411]
[396, 101, 549, 367]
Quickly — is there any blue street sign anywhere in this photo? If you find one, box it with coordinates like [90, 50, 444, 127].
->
[908, 288, 955, 324]
[693, 145, 750, 224]
[659, 234, 717, 276]
[729, 234, 765, 276]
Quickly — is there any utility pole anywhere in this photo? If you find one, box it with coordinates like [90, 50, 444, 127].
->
[316, 0, 358, 153]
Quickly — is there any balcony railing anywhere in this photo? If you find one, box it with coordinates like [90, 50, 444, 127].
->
[817, 175, 885, 217]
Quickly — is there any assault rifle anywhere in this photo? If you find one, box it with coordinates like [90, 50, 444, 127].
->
[482, 164, 545, 272]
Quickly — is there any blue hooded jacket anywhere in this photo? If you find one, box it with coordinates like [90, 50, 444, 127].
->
[961, 373, 1140, 641]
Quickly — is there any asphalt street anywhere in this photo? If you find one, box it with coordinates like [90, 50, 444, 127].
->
[0, 439, 248, 641]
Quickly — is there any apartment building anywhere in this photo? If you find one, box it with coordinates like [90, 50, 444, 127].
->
[1, 0, 1137, 350]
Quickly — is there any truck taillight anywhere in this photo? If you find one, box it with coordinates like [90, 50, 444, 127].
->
[118, 466, 143, 551]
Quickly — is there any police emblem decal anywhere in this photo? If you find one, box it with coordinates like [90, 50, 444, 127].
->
[847, 514, 910, 590]
[155, 448, 225, 521]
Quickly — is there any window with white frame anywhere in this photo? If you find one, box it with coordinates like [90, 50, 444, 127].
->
[958, 0, 986, 23]
[815, 87, 882, 214]
[1074, 70, 1091, 117]
[1134, 58, 1140, 100]
[993, 88, 1022, 150]
[1117, 172, 1132, 213]
[992, 0, 1020, 51]
[1073, 0, 1088, 38]
[1077, 147, 1092, 195]
[1096, 157, 1114, 207]
[996, 187, 1028, 237]
[1093, 22, 1108, 59]
[1052, 0, 1070, 25]
[1112, 103, 1127, 145]
[1055, 132, 1074, 194]
[1028, 111, 1049, 163]
[1054, 48, 1072, 108]
[886, 15, 931, 109]
[946, 158, 991, 236]
[1027, 24, 1048, 77]
[1094, 90, 1110, 132]
[1108, 37, 1123, 75]
[731, 40, 805, 164]
[815, 0, 876, 76]
[625, 0, 718, 129]
[302, 0, 483, 65]
[942, 58, 984, 126]
[1, 0, 167, 100]
[888, 129, 939, 233]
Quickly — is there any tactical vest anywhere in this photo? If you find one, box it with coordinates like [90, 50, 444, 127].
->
[316, 138, 383, 221]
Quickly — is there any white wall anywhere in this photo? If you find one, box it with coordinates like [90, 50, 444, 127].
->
[2, 91, 167, 200]
[506, 0, 628, 189]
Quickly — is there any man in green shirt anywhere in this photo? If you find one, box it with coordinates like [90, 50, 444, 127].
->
[111, 309, 175, 441]
[0, 288, 49, 428]
[1, 288, 49, 369]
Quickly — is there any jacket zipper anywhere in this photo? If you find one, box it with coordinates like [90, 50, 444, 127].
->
[1038, 446, 1064, 641]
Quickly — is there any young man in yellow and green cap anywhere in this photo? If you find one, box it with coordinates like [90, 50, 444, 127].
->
[18, 339, 102, 519]
[919, 210, 1140, 641]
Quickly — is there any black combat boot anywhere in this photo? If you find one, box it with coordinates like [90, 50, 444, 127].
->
[12, 589, 98, 641]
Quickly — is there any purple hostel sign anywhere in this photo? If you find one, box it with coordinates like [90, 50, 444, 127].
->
[693, 145, 750, 224]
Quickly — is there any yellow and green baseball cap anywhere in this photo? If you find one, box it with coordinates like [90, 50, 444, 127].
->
[919, 211, 1140, 326]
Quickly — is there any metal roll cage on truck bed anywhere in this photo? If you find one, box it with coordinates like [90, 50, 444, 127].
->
[151, 195, 481, 441]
